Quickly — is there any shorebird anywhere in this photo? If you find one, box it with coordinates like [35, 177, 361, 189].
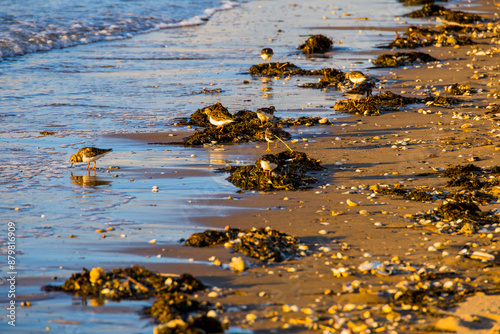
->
[264, 127, 293, 153]
[342, 81, 375, 106]
[348, 71, 367, 88]
[260, 48, 274, 63]
[260, 154, 278, 176]
[70, 147, 112, 170]
[256, 106, 276, 125]
[203, 108, 235, 132]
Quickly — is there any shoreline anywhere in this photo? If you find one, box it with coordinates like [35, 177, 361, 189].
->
[7, 0, 500, 333]
[114, 1, 500, 333]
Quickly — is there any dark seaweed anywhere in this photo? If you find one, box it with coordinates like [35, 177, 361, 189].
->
[372, 52, 438, 68]
[185, 227, 300, 262]
[298, 34, 334, 54]
[405, 4, 482, 23]
[219, 151, 321, 191]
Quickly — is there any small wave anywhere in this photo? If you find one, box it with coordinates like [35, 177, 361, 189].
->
[0, 0, 240, 61]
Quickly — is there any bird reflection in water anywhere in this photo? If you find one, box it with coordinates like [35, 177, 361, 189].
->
[70, 171, 111, 188]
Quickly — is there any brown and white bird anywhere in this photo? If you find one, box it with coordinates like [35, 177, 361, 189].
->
[70, 147, 112, 170]
[260, 48, 274, 63]
[343, 81, 375, 101]
[264, 127, 294, 153]
[256, 106, 276, 125]
[347, 71, 367, 88]
[260, 154, 278, 176]
[264, 127, 281, 152]
[203, 108, 235, 132]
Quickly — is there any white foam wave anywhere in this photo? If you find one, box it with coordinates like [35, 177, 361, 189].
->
[0, 0, 242, 62]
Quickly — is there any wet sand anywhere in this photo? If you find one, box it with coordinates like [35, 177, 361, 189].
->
[6, 0, 500, 333]
[113, 1, 500, 333]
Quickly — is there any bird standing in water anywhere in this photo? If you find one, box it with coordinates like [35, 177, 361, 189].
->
[70, 147, 112, 170]
[260, 48, 274, 63]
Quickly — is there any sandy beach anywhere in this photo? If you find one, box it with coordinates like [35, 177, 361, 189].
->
[113, 1, 500, 332]
[2, 0, 500, 333]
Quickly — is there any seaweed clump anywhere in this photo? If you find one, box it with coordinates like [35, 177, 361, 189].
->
[179, 102, 291, 146]
[280, 116, 332, 126]
[405, 4, 482, 24]
[385, 26, 475, 49]
[397, 0, 448, 5]
[298, 34, 333, 54]
[443, 164, 500, 190]
[146, 293, 223, 334]
[445, 83, 475, 95]
[43, 265, 205, 300]
[370, 184, 434, 202]
[43, 266, 223, 334]
[334, 91, 419, 116]
[372, 52, 438, 68]
[299, 68, 347, 89]
[219, 151, 321, 191]
[185, 226, 300, 262]
[249, 62, 323, 77]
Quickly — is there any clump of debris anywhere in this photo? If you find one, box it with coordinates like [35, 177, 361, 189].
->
[405, 4, 482, 24]
[185, 226, 301, 262]
[334, 91, 419, 116]
[43, 266, 225, 334]
[249, 62, 323, 77]
[298, 34, 333, 54]
[299, 68, 347, 89]
[372, 52, 438, 68]
[384, 26, 476, 49]
[445, 83, 475, 95]
[218, 151, 321, 191]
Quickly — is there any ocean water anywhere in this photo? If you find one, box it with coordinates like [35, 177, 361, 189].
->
[0, 0, 477, 332]
[0, 0, 240, 60]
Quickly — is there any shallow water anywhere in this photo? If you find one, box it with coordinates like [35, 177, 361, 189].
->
[0, 0, 483, 332]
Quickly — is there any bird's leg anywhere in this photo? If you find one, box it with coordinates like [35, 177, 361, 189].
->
[93, 161, 97, 170]
[274, 142, 278, 149]
[352, 83, 357, 89]
[86, 162, 91, 170]
[266, 142, 271, 152]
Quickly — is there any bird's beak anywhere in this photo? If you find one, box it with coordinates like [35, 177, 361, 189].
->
[70, 162, 74, 168]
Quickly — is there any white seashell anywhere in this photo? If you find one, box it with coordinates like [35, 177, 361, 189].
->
[470, 251, 495, 262]
[358, 261, 382, 272]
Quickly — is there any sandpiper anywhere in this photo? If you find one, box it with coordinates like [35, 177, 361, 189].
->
[260, 48, 274, 63]
[264, 127, 281, 152]
[70, 147, 112, 170]
[348, 71, 367, 88]
[203, 108, 235, 132]
[256, 106, 276, 125]
[342, 81, 375, 106]
[260, 154, 278, 176]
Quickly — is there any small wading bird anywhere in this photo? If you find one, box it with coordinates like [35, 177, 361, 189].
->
[203, 108, 235, 132]
[260, 154, 278, 176]
[260, 48, 274, 63]
[264, 127, 294, 153]
[70, 147, 112, 170]
[342, 81, 375, 106]
[256, 106, 276, 125]
[347, 71, 367, 88]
